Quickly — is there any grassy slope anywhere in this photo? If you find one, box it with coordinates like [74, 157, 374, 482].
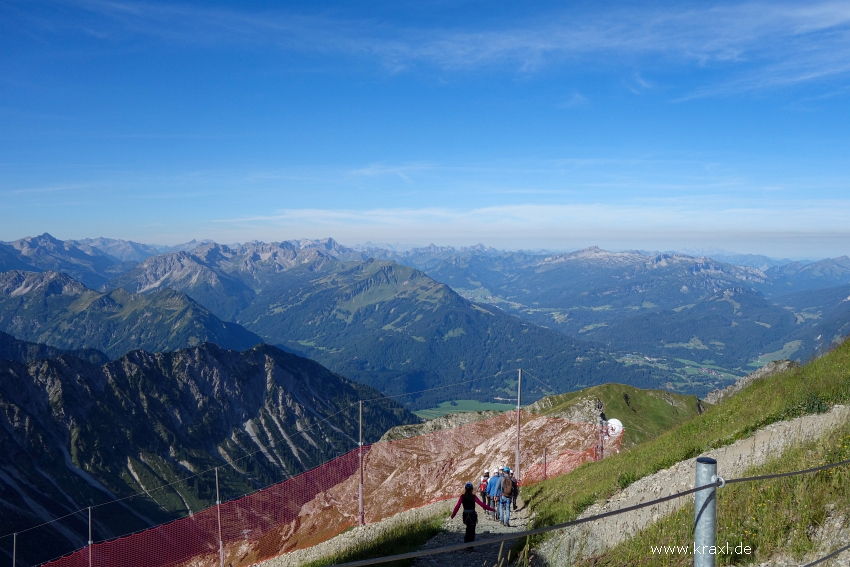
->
[302, 517, 445, 567]
[581, 422, 850, 566]
[523, 339, 850, 539]
[529, 383, 704, 447]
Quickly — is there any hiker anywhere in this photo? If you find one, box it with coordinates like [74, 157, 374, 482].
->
[486, 467, 502, 520]
[510, 471, 520, 511]
[478, 471, 489, 514]
[450, 482, 495, 550]
[500, 467, 514, 526]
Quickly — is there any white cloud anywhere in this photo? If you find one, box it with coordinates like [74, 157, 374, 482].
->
[55, 1, 850, 94]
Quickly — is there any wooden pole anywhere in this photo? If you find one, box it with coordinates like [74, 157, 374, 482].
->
[359, 400, 365, 526]
[543, 447, 547, 480]
[515, 369, 522, 478]
[216, 468, 224, 567]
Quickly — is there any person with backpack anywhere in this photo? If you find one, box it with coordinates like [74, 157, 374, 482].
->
[477, 472, 489, 517]
[450, 481, 495, 550]
[485, 467, 502, 520]
[500, 467, 514, 526]
[510, 471, 520, 511]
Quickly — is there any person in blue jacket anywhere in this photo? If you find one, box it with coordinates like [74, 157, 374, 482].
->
[499, 467, 515, 526]
[486, 467, 502, 520]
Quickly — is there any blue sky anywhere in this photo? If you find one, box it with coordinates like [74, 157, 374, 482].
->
[2, 0, 850, 257]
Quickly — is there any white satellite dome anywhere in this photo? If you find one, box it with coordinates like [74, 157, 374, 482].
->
[607, 418, 624, 436]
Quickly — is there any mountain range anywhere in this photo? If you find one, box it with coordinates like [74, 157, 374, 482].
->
[0, 333, 414, 566]
[102, 241, 666, 406]
[3, 233, 850, 401]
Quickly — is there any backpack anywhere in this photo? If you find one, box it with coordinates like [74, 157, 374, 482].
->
[478, 479, 488, 492]
[501, 475, 513, 497]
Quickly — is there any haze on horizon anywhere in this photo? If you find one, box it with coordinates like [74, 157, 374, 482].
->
[2, 1, 850, 258]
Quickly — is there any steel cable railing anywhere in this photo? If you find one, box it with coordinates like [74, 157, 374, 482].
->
[329, 457, 850, 567]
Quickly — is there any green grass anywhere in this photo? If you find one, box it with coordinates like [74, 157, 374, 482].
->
[580, 422, 850, 566]
[414, 399, 516, 419]
[301, 516, 445, 567]
[530, 383, 704, 447]
[523, 339, 850, 543]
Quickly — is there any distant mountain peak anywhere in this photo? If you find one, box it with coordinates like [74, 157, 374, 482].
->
[0, 270, 89, 299]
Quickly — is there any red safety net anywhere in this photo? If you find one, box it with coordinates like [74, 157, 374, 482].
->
[41, 411, 622, 567]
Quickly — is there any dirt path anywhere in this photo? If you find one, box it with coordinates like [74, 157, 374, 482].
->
[411, 497, 532, 567]
[534, 405, 850, 566]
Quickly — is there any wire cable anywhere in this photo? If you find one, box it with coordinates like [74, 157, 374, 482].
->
[330, 480, 723, 566]
[329, 457, 850, 566]
[360, 371, 510, 402]
[725, 457, 850, 484]
[520, 369, 558, 394]
[803, 542, 850, 566]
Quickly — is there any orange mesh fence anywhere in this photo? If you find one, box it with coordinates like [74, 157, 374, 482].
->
[39, 411, 622, 567]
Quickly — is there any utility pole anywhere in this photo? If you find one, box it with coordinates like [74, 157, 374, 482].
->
[216, 468, 223, 567]
[515, 369, 522, 479]
[359, 400, 365, 526]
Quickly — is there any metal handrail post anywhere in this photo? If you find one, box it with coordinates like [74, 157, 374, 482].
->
[694, 457, 718, 567]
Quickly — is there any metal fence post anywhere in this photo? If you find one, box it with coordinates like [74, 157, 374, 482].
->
[88, 507, 92, 567]
[694, 457, 717, 567]
[12, 533, 16, 567]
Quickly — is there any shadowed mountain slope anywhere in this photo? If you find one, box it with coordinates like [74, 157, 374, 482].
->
[0, 337, 415, 566]
[0, 331, 109, 365]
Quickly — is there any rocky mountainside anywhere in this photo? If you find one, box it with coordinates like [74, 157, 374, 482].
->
[0, 271, 263, 358]
[0, 336, 416, 567]
[0, 233, 129, 288]
[68, 237, 166, 262]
